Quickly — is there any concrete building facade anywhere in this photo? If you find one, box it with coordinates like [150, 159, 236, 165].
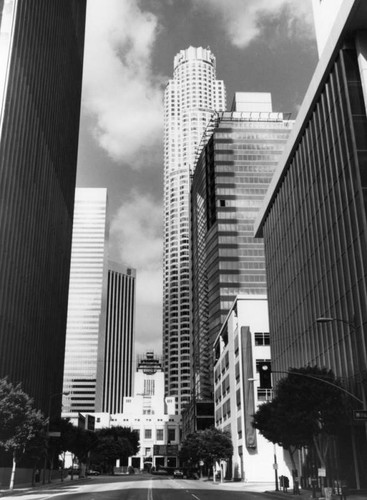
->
[94, 353, 180, 471]
[0, 0, 86, 417]
[163, 47, 226, 413]
[255, 0, 367, 489]
[213, 296, 291, 482]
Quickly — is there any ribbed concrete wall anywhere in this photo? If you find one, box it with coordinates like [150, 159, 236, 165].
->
[0, 0, 86, 416]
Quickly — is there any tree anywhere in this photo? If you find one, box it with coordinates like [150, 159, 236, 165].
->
[179, 428, 233, 479]
[252, 366, 349, 491]
[90, 427, 139, 474]
[0, 378, 46, 489]
[71, 427, 98, 477]
[44, 418, 95, 480]
[47, 417, 77, 478]
[21, 419, 48, 485]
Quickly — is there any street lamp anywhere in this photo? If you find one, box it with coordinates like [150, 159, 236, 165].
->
[250, 364, 365, 492]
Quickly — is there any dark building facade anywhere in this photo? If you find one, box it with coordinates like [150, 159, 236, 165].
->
[0, 1, 86, 415]
[255, 1, 367, 488]
[99, 263, 136, 414]
[190, 99, 292, 402]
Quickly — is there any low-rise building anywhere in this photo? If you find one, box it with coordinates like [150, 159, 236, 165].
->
[93, 352, 180, 471]
[213, 295, 291, 482]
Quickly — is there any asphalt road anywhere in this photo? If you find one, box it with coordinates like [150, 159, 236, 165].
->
[2, 475, 276, 500]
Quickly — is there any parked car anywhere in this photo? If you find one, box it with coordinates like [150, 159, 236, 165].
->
[87, 469, 100, 476]
[173, 469, 184, 479]
[151, 468, 169, 475]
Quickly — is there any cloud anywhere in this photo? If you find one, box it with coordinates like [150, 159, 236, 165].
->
[82, 0, 165, 167]
[109, 192, 163, 351]
[191, 0, 314, 49]
[109, 192, 162, 274]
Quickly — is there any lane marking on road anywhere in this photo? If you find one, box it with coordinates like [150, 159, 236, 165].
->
[191, 495, 201, 500]
[147, 480, 154, 500]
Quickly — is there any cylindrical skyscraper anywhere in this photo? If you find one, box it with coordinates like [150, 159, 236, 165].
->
[163, 47, 226, 414]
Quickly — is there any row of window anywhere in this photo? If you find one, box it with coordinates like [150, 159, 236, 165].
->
[142, 428, 176, 441]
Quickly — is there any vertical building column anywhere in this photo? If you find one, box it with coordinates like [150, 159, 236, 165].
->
[356, 31, 367, 117]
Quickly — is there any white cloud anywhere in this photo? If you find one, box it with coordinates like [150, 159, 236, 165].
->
[109, 192, 162, 273]
[82, 0, 165, 167]
[109, 193, 163, 351]
[191, 0, 314, 48]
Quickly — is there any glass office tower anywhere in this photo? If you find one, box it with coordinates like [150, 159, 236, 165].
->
[191, 94, 292, 401]
[0, 0, 86, 415]
[163, 47, 226, 413]
[63, 188, 109, 413]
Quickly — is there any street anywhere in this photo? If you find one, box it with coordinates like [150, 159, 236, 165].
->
[1, 475, 276, 500]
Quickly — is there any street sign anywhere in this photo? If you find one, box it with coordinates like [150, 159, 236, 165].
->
[353, 410, 367, 421]
[318, 468, 326, 477]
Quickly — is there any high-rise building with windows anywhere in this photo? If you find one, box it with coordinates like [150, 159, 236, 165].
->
[63, 189, 136, 416]
[63, 188, 109, 414]
[163, 46, 226, 413]
[0, 0, 86, 416]
[190, 93, 292, 404]
[98, 262, 136, 414]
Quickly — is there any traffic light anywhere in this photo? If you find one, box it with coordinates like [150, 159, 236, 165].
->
[258, 362, 272, 388]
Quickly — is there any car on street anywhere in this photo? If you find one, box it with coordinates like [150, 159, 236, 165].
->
[173, 469, 184, 479]
[87, 469, 100, 476]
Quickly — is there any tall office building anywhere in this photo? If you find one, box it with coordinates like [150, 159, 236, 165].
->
[63, 189, 136, 416]
[255, 0, 367, 489]
[190, 93, 292, 402]
[163, 46, 226, 413]
[98, 262, 136, 414]
[63, 188, 109, 414]
[0, 1, 86, 415]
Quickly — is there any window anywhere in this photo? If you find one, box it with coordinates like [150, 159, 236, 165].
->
[144, 429, 152, 439]
[168, 428, 176, 442]
[156, 429, 164, 441]
[257, 388, 273, 402]
[255, 332, 270, 345]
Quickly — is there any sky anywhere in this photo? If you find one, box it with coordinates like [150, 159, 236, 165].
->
[76, 0, 318, 356]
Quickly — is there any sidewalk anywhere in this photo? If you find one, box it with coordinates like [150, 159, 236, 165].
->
[0, 475, 88, 497]
[262, 488, 367, 500]
[203, 478, 367, 500]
